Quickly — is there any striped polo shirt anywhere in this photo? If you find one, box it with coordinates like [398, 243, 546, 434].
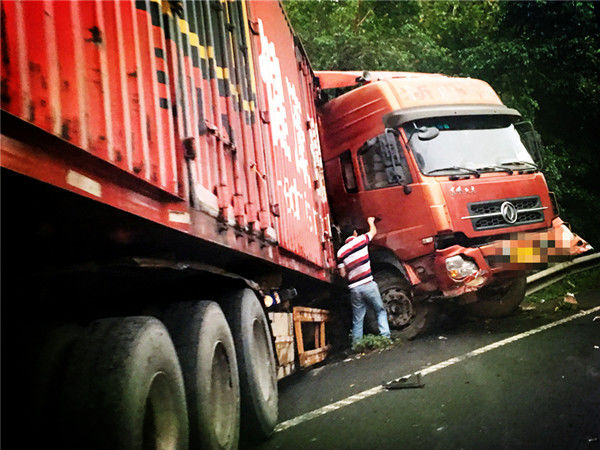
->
[337, 234, 373, 288]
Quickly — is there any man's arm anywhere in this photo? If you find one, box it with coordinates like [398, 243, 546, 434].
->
[366, 216, 377, 240]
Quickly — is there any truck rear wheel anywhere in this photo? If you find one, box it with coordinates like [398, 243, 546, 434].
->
[60, 316, 189, 450]
[34, 324, 83, 442]
[374, 270, 438, 339]
[224, 289, 278, 441]
[466, 276, 527, 318]
[163, 301, 240, 450]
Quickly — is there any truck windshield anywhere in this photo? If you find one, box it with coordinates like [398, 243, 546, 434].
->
[403, 115, 535, 176]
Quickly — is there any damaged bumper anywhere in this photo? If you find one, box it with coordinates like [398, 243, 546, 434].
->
[423, 217, 592, 298]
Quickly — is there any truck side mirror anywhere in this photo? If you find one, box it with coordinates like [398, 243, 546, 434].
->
[515, 121, 544, 168]
[377, 131, 410, 185]
[358, 130, 412, 193]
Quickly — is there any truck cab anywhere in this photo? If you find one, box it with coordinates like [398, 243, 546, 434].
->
[318, 71, 591, 337]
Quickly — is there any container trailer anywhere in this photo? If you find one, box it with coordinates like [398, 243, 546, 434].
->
[1, 1, 333, 448]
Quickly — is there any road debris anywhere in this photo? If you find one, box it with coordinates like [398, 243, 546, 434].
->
[438, 336, 447, 340]
[384, 373, 424, 390]
[555, 292, 579, 311]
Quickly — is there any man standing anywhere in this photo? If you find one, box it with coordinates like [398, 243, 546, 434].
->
[337, 217, 391, 344]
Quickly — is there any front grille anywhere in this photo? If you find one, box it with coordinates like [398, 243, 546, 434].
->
[467, 195, 545, 231]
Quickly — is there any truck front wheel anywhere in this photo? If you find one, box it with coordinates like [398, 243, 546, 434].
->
[374, 270, 438, 339]
[466, 276, 527, 318]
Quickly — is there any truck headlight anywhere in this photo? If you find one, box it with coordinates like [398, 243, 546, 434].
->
[445, 255, 478, 280]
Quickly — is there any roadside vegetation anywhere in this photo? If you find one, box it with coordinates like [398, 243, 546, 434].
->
[351, 334, 396, 354]
[284, 1, 600, 250]
[526, 266, 600, 306]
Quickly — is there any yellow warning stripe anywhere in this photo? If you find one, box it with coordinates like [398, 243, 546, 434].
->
[240, 0, 257, 101]
[151, 0, 255, 112]
[215, 66, 230, 79]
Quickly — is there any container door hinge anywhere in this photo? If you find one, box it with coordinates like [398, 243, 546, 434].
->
[260, 110, 270, 124]
[249, 20, 260, 35]
[205, 121, 218, 135]
[182, 137, 196, 160]
[250, 162, 267, 180]
[270, 203, 280, 217]
[224, 140, 237, 153]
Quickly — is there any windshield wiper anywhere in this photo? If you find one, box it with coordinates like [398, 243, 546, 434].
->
[425, 166, 481, 178]
[500, 161, 538, 171]
[475, 165, 514, 175]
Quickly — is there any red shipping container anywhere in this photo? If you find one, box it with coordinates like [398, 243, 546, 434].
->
[1, 0, 334, 280]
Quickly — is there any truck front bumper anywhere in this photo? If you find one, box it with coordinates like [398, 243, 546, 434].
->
[427, 217, 592, 298]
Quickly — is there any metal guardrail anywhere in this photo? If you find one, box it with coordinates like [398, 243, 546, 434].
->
[525, 252, 600, 296]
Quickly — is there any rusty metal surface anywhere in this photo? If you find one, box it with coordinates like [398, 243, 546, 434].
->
[1, 0, 333, 277]
[293, 306, 330, 367]
[292, 306, 331, 323]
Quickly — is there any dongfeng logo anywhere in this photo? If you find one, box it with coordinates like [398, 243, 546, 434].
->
[500, 201, 518, 224]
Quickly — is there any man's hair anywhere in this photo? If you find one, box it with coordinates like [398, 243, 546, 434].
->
[340, 224, 356, 241]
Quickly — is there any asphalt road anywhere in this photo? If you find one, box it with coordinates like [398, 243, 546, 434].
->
[251, 288, 600, 450]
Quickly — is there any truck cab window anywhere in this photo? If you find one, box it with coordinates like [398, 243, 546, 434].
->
[340, 150, 358, 193]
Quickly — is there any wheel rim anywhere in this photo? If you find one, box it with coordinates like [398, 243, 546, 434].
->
[382, 287, 414, 328]
[210, 341, 237, 448]
[251, 318, 274, 402]
[143, 372, 181, 450]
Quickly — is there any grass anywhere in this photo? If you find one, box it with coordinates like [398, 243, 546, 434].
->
[526, 265, 600, 306]
[351, 334, 395, 353]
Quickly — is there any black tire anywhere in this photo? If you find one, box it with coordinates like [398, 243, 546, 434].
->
[223, 289, 278, 441]
[374, 270, 438, 339]
[34, 324, 83, 442]
[466, 276, 527, 318]
[59, 317, 189, 450]
[163, 301, 240, 450]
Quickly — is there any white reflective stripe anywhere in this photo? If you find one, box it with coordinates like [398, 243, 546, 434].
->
[168, 211, 191, 224]
[66, 170, 102, 198]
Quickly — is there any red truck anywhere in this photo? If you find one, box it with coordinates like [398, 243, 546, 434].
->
[0, 1, 590, 449]
[317, 70, 591, 337]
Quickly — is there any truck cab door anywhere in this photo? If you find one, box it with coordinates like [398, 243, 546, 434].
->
[355, 130, 437, 261]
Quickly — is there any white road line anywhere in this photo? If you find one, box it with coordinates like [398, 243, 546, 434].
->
[274, 305, 600, 433]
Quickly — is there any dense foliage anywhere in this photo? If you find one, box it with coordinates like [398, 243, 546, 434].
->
[284, 1, 600, 247]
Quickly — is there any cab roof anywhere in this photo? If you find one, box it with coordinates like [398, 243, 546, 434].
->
[318, 73, 504, 161]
